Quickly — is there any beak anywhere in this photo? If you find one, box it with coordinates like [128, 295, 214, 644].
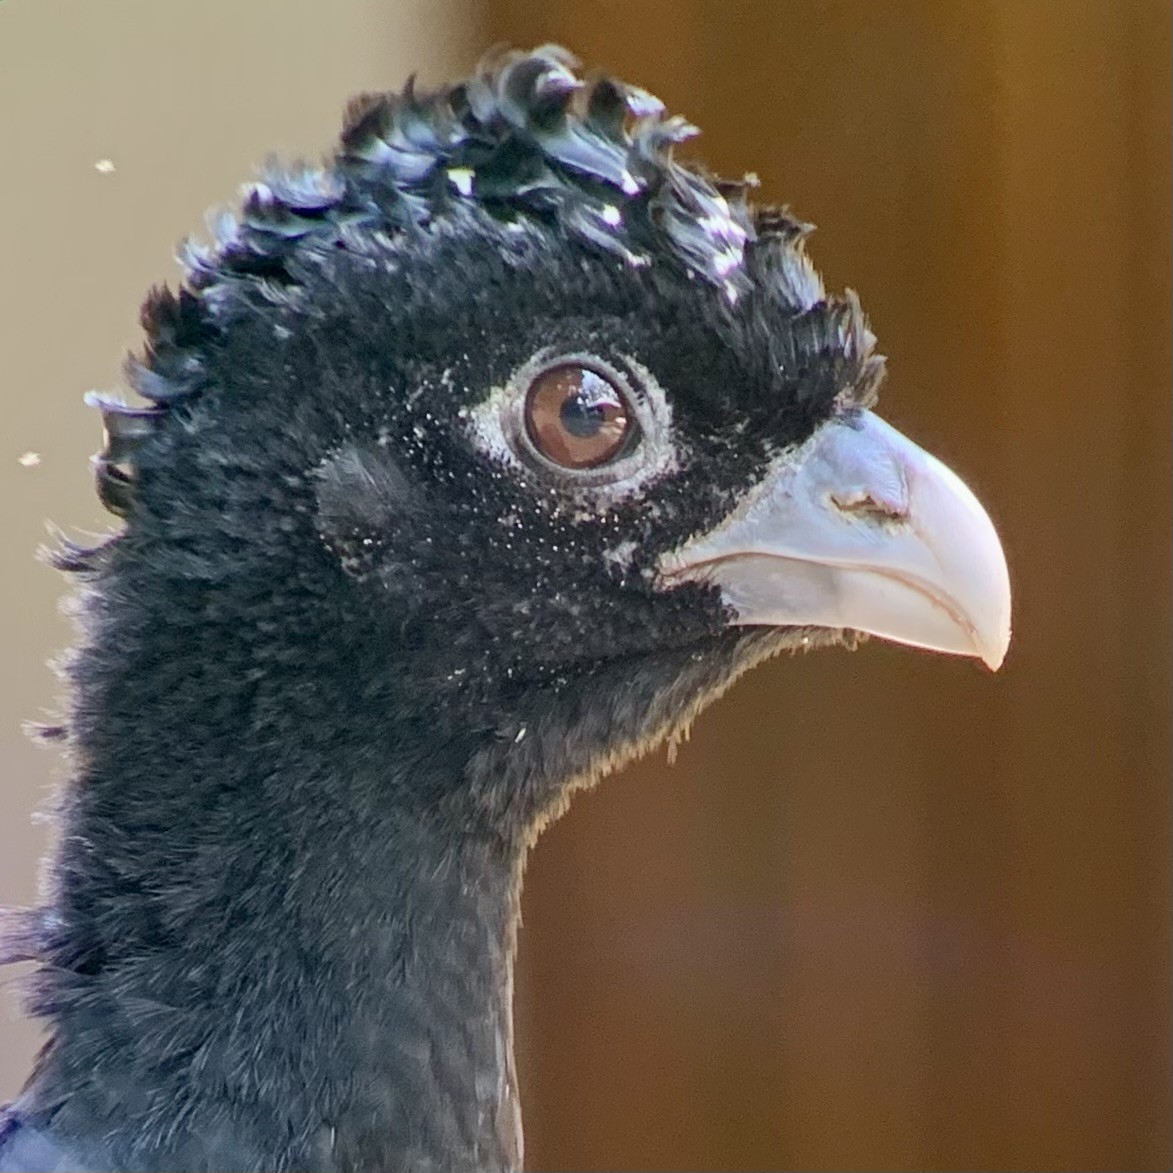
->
[659, 411, 1011, 669]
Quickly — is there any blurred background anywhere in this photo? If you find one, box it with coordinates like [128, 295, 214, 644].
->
[1, 2, 1168, 1169]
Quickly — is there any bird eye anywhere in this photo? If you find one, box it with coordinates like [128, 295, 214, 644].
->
[524, 364, 637, 469]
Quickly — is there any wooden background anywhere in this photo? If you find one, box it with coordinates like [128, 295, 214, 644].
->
[490, 2, 1172, 1169]
[1, 2, 1168, 1170]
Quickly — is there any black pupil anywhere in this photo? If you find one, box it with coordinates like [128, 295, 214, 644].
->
[560, 370, 618, 437]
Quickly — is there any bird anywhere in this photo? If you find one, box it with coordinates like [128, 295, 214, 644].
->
[0, 44, 1010, 1173]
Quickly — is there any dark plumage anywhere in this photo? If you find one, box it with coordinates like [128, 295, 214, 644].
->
[0, 46, 1009, 1173]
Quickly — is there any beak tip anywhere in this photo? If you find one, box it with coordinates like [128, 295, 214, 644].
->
[981, 641, 1008, 672]
[975, 562, 1013, 672]
[980, 616, 1012, 672]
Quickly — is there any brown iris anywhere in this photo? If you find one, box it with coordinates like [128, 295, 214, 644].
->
[523, 364, 634, 469]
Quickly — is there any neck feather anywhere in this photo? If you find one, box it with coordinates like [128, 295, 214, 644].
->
[19, 570, 527, 1173]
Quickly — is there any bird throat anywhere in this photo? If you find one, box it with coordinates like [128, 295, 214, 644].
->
[19, 730, 528, 1173]
[12, 532, 790, 1172]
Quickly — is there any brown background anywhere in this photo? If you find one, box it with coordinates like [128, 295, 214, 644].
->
[1, 2, 1169, 1171]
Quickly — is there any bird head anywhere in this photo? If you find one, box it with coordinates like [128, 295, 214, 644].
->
[84, 46, 1009, 828]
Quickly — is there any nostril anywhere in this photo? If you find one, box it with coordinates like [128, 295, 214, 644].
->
[830, 489, 908, 523]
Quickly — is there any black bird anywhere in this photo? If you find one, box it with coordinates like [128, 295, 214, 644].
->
[0, 46, 1010, 1173]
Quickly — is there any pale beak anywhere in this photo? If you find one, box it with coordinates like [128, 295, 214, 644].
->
[659, 411, 1011, 669]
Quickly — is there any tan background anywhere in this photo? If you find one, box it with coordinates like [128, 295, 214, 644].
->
[2, 2, 1169, 1171]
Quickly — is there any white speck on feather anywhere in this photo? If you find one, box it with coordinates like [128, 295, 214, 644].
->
[17, 452, 41, 467]
[448, 167, 474, 196]
[94, 159, 116, 174]
[603, 538, 638, 570]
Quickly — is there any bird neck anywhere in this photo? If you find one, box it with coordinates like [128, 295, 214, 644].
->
[23, 610, 529, 1172]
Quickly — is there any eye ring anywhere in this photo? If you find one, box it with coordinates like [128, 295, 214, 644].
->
[468, 349, 675, 497]
[523, 362, 639, 470]
[507, 352, 656, 484]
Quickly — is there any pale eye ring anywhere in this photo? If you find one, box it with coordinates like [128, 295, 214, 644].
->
[523, 363, 638, 469]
